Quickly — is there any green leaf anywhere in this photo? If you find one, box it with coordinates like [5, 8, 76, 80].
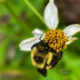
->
[0, 40, 9, 67]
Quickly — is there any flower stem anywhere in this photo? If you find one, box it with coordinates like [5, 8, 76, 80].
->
[24, 0, 46, 25]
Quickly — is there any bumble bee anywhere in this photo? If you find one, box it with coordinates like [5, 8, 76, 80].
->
[31, 40, 62, 77]
[20, 29, 67, 77]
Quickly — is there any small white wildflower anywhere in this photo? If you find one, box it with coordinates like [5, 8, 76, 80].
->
[19, 0, 80, 76]
[19, 0, 80, 52]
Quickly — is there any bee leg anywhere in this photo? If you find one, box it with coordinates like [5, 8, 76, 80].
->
[50, 56, 58, 68]
[58, 51, 63, 60]
[31, 43, 37, 50]
[37, 68, 47, 77]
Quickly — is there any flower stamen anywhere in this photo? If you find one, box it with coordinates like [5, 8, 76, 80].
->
[44, 29, 68, 53]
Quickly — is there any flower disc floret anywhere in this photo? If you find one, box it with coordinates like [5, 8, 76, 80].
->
[44, 29, 68, 52]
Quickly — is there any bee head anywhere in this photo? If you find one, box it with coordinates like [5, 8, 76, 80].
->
[36, 40, 50, 54]
[31, 40, 50, 54]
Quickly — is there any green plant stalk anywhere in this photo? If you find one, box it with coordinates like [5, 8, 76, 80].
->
[0, 39, 9, 68]
[24, 0, 46, 25]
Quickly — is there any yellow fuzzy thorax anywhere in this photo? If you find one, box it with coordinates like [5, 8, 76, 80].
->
[44, 29, 68, 53]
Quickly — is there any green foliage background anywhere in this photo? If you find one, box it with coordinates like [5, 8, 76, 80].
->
[0, 0, 80, 80]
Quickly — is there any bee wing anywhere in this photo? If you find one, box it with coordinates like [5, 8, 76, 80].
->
[19, 36, 40, 51]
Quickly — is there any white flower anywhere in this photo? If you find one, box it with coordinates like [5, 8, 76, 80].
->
[19, 0, 80, 52]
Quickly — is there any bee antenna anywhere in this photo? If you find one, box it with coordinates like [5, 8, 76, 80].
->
[39, 33, 44, 41]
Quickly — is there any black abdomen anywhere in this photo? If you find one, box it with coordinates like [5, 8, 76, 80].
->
[50, 51, 63, 68]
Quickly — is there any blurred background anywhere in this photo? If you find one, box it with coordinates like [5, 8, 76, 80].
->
[0, 0, 80, 80]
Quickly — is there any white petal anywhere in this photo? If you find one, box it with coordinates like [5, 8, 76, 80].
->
[19, 36, 40, 51]
[63, 24, 80, 37]
[66, 37, 78, 45]
[44, 0, 59, 29]
[32, 29, 43, 37]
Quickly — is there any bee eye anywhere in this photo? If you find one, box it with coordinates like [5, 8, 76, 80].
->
[45, 46, 49, 50]
[37, 43, 41, 47]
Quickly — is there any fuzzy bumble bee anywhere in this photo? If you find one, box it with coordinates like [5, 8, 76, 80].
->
[31, 40, 62, 76]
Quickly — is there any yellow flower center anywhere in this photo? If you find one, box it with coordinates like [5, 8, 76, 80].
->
[43, 29, 68, 53]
